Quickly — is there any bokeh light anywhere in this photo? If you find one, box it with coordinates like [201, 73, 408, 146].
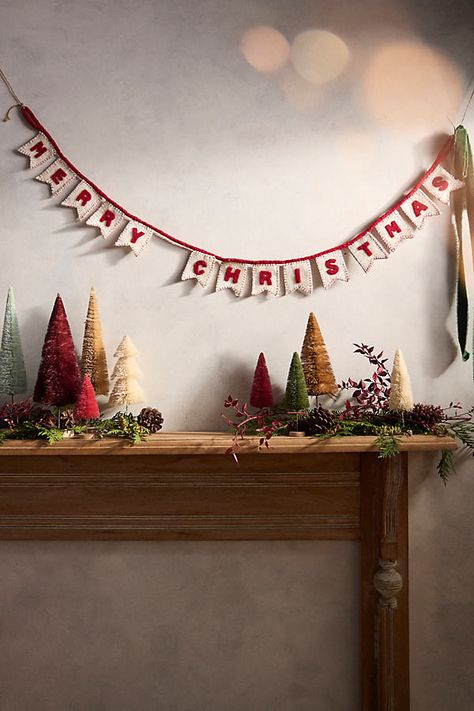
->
[362, 41, 465, 131]
[240, 26, 290, 74]
[290, 30, 349, 84]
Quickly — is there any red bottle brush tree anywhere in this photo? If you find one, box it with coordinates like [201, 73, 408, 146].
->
[250, 352, 273, 408]
[74, 374, 99, 420]
[33, 294, 82, 406]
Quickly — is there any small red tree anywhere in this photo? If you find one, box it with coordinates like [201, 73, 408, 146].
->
[74, 374, 99, 420]
[250, 352, 273, 408]
[33, 294, 82, 406]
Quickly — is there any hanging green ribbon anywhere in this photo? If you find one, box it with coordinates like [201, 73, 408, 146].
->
[452, 126, 474, 364]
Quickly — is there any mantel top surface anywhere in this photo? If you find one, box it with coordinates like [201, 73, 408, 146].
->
[0, 433, 457, 455]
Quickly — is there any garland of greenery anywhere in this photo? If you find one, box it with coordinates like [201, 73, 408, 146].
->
[222, 344, 474, 483]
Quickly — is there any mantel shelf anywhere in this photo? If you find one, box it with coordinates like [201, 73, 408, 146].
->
[0, 433, 457, 456]
[0, 430, 457, 710]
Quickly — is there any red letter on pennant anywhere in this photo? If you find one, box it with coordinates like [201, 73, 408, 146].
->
[193, 260, 207, 276]
[30, 141, 48, 159]
[432, 175, 448, 192]
[325, 259, 339, 275]
[357, 241, 373, 257]
[294, 268, 301, 284]
[130, 227, 144, 244]
[385, 220, 401, 238]
[100, 210, 116, 227]
[411, 200, 428, 218]
[51, 168, 68, 185]
[76, 190, 92, 207]
[259, 271, 272, 286]
[224, 267, 241, 283]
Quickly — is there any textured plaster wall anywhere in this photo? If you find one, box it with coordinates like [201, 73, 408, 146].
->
[0, 0, 473, 709]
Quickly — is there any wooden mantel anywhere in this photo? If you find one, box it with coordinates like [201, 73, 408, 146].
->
[0, 433, 456, 711]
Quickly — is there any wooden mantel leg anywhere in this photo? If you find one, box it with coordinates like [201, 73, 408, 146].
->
[360, 453, 409, 711]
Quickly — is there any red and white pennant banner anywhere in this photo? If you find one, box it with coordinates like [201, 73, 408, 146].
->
[16, 105, 463, 299]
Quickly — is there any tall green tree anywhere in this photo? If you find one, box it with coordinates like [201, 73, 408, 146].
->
[282, 352, 310, 411]
[0, 288, 27, 399]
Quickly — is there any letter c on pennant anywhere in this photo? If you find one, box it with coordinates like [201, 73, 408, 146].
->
[193, 260, 207, 276]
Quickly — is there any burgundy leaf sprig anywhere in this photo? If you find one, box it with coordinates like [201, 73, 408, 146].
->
[222, 395, 295, 461]
[338, 343, 391, 418]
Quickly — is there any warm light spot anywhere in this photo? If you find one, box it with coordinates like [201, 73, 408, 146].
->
[362, 41, 465, 132]
[290, 30, 349, 84]
[279, 66, 322, 111]
[240, 26, 290, 74]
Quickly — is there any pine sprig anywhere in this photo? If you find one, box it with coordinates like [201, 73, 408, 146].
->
[437, 449, 455, 485]
[375, 433, 401, 458]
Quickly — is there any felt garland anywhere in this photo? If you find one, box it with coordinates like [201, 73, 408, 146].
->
[7, 104, 474, 352]
[17, 105, 456, 267]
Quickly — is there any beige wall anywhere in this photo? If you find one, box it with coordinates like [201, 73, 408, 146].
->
[0, 0, 473, 708]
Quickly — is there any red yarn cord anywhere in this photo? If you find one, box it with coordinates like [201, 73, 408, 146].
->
[20, 105, 454, 266]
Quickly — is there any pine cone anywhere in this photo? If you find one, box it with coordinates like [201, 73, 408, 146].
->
[405, 403, 444, 432]
[33, 408, 76, 429]
[33, 409, 57, 428]
[137, 407, 163, 433]
[302, 406, 336, 436]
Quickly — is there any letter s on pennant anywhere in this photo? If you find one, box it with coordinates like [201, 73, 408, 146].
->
[315, 251, 349, 289]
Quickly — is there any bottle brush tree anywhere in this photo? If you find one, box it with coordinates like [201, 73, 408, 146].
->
[389, 349, 414, 412]
[301, 312, 337, 398]
[81, 287, 109, 396]
[108, 336, 145, 409]
[282, 352, 310, 412]
[74, 374, 100, 420]
[0, 288, 27, 401]
[250, 352, 273, 408]
[33, 294, 82, 406]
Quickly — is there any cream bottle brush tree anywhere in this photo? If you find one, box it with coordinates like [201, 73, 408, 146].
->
[81, 287, 109, 396]
[389, 349, 414, 412]
[108, 336, 145, 411]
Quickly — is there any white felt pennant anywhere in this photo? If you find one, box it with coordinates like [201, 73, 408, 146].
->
[61, 180, 101, 220]
[251, 264, 280, 296]
[315, 251, 349, 289]
[18, 132, 56, 169]
[399, 188, 440, 229]
[35, 158, 76, 195]
[422, 165, 464, 205]
[86, 201, 126, 239]
[374, 212, 414, 252]
[215, 262, 248, 296]
[181, 251, 216, 287]
[115, 220, 154, 256]
[348, 234, 387, 272]
[283, 261, 313, 295]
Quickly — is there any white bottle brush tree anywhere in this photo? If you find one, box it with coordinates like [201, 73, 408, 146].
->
[0, 288, 27, 403]
[108, 336, 145, 411]
[389, 349, 414, 412]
